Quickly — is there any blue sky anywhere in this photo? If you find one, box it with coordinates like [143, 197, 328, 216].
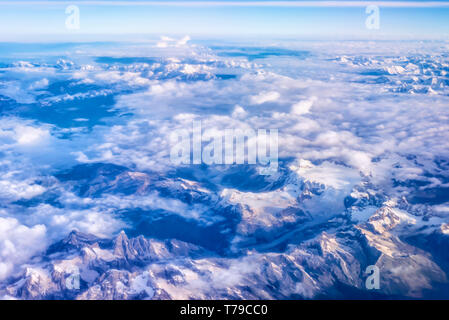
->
[0, 1, 448, 40]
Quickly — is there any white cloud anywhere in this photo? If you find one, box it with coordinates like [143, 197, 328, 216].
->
[0, 217, 47, 280]
[15, 125, 50, 146]
[249, 91, 280, 105]
[291, 96, 316, 115]
[156, 35, 191, 48]
[0, 180, 45, 201]
[232, 105, 248, 118]
[28, 78, 49, 90]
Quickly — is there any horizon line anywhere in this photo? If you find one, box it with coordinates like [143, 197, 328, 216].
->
[2, 1, 449, 8]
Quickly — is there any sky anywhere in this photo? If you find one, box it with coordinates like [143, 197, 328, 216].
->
[0, 0, 448, 40]
[1, 1, 449, 299]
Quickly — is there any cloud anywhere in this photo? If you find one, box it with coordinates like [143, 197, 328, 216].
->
[0, 216, 47, 280]
[12, 1, 449, 8]
[0, 180, 45, 201]
[28, 78, 49, 90]
[156, 35, 191, 48]
[0, 81, 36, 104]
[291, 96, 316, 115]
[0, 39, 449, 295]
[249, 91, 280, 105]
[232, 105, 248, 118]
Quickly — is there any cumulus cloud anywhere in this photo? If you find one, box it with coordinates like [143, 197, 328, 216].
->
[249, 91, 280, 105]
[0, 180, 45, 201]
[28, 78, 49, 90]
[156, 35, 191, 48]
[0, 217, 47, 280]
[291, 96, 316, 115]
[231, 105, 248, 118]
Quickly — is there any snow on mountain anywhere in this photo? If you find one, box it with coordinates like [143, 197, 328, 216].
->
[1, 40, 449, 299]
